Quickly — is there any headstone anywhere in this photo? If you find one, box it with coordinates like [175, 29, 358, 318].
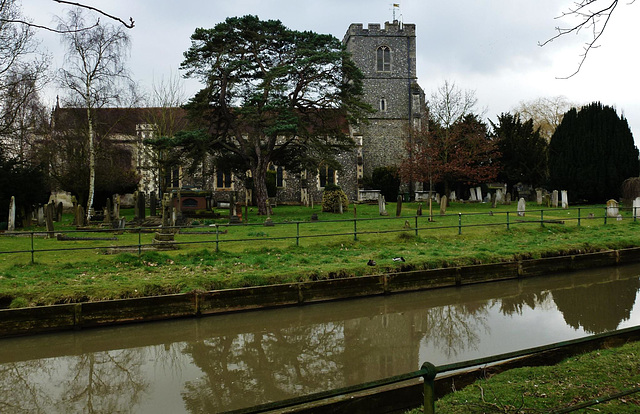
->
[517, 198, 526, 217]
[543, 194, 551, 208]
[229, 192, 235, 219]
[133, 191, 140, 220]
[435, 193, 441, 204]
[149, 192, 157, 216]
[450, 191, 456, 202]
[491, 193, 497, 208]
[606, 199, 619, 217]
[7, 196, 15, 231]
[633, 197, 640, 219]
[416, 203, 422, 216]
[396, 195, 402, 217]
[536, 189, 543, 205]
[171, 207, 177, 226]
[428, 198, 433, 221]
[56, 202, 63, 222]
[161, 193, 171, 227]
[113, 195, 120, 219]
[138, 192, 146, 220]
[338, 199, 343, 214]
[551, 190, 559, 208]
[476, 187, 483, 203]
[311, 213, 318, 221]
[469, 189, 477, 202]
[105, 198, 113, 222]
[439, 195, 448, 215]
[505, 193, 511, 205]
[380, 196, 388, 216]
[45, 203, 55, 237]
[77, 205, 85, 227]
[561, 190, 568, 209]
[496, 189, 504, 204]
[71, 196, 78, 225]
[378, 194, 388, 216]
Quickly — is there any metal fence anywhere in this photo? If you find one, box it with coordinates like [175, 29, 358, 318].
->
[1, 206, 639, 264]
[218, 325, 640, 414]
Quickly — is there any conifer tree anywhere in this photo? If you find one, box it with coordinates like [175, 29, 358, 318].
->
[549, 102, 638, 202]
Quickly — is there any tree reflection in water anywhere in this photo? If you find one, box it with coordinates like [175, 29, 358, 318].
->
[0, 361, 54, 413]
[181, 323, 344, 412]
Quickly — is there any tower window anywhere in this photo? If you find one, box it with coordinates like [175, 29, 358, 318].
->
[376, 46, 391, 72]
[379, 98, 387, 112]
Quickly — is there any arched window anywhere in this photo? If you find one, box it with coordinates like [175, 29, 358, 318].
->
[379, 98, 387, 112]
[376, 46, 391, 72]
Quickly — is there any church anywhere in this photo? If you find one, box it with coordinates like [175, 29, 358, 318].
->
[49, 20, 425, 207]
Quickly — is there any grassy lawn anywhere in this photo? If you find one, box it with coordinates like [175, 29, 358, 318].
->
[0, 201, 638, 308]
[406, 339, 640, 413]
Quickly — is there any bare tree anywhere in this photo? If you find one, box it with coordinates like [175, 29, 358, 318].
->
[428, 80, 479, 129]
[513, 96, 576, 141]
[540, 0, 635, 78]
[57, 8, 133, 220]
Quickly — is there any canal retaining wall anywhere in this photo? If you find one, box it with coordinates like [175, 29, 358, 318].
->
[1, 247, 639, 338]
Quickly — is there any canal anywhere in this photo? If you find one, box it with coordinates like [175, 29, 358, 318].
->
[1, 264, 640, 413]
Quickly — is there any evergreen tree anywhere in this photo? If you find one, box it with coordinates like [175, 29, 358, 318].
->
[491, 112, 548, 190]
[549, 102, 639, 202]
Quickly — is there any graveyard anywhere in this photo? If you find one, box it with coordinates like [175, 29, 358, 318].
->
[1, 198, 639, 309]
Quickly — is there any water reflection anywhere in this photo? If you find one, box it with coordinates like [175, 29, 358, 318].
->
[0, 265, 639, 413]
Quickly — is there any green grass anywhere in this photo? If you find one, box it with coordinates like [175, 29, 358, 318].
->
[0, 202, 638, 307]
[406, 340, 640, 413]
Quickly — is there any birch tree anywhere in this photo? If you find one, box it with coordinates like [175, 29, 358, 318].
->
[57, 8, 132, 221]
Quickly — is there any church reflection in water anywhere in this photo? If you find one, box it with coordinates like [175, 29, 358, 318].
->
[1, 265, 639, 413]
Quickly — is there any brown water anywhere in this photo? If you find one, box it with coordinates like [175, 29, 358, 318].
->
[1, 264, 640, 413]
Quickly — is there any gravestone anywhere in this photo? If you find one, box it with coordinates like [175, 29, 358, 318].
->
[378, 194, 388, 216]
[561, 190, 568, 209]
[517, 198, 526, 217]
[396, 195, 402, 217]
[71, 196, 78, 225]
[435, 193, 441, 204]
[45, 203, 55, 238]
[56, 202, 63, 222]
[551, 190, 559, 208]
[229, 192, 235, 220]
[439, 195, 448, 215]
[606, 199, 619, 217]
[113, 195, 120, 219]
[105, 198, 113, 223]
[633, 197, 640, 219]
[536, 189, 543, 205]
[491, 193, 497, 208]
[417, 203, 422, 216]
[161, 193, 171, 227]
[476, 187, 483, 203]
[7, 196, 15, 231]
[450, 191, 456, 202]
[496, 189, 504, 204]
[505, 193, 511, 205]
[133, 191, 140, 219]
[77, 205, 85, 227]
[149, 192, 157, 216]
[138, 192, 146, 220]
[543, 194, 551, 208]
[469, 189, 477, 202]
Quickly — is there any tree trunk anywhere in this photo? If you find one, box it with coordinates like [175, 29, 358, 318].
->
[253, 165, 270, 215]
[86, 105, 96, 223]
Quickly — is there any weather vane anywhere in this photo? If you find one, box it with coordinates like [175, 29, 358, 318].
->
[391, 2, 400, 22]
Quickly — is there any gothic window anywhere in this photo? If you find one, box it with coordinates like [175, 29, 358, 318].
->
[319, 165, 336, 188]
[268, 164, 285, 188]
[216, 168, 232, 189]
[376, 46, 391, 72]
[379, 98, 387, 112]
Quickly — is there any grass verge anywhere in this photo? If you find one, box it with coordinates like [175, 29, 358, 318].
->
[406, 340, 640, 413]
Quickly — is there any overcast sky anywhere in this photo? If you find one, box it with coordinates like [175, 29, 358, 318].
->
[22, 0, 640, 144]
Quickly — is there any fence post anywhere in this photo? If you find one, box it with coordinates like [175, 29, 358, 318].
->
[296, 222, 300, 246]
[578, 207, 581, 227]
[604, 207, 607, 225]
[30, 231, 35, 264]
[458, 213, 462, 235]
[415, 216, 419, 237]
[506, 211, 510, 230]
[216, 225, 220, 252]
[540, 209, 544, 227]
[138, 228, 142, 256]
[353, 218, 357, 241]
[421, 362, 437, 414]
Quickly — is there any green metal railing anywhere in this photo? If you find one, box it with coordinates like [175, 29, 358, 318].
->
[0, 206, 637, 264]
[219, 325, 640, 414]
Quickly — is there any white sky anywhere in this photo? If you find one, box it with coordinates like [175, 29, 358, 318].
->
[22, 0, 640, 145]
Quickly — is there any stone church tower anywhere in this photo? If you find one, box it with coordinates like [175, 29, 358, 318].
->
[343, 21, 425, 195]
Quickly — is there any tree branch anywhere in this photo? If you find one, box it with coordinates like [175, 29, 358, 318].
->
[53, 0, 135, 28]
[539, 0, 633, 78]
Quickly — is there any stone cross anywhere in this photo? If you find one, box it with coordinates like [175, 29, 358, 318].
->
[517, 198, 526, 217]
[439, 195, 448, 215]
[561, 190, 568, 209]
[7, 196, 15, 231]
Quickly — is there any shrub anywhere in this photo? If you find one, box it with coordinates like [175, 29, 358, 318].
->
[321, 184, 349, 212]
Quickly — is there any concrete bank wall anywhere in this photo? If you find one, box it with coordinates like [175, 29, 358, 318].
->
[1, 248, 638, 338]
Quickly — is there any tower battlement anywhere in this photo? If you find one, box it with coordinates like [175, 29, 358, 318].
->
[343, 21, 415, 42]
